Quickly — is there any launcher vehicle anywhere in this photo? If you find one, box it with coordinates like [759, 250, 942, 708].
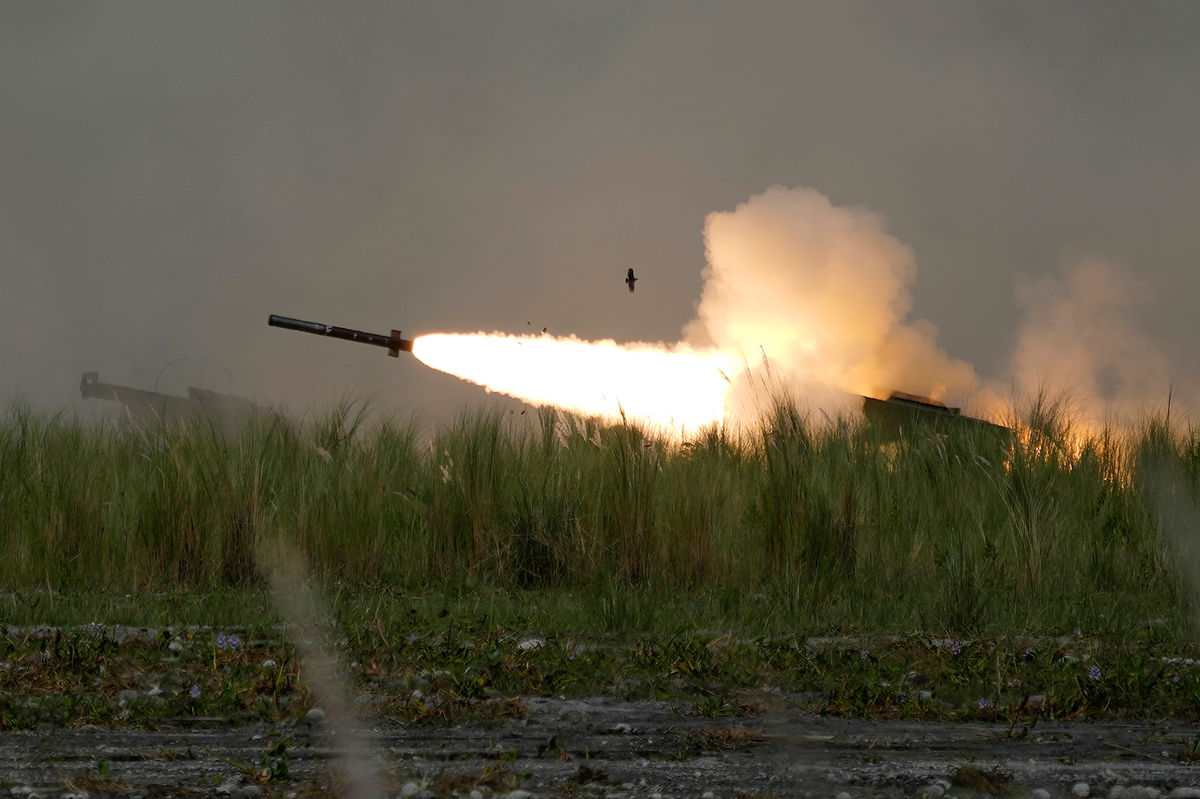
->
[861, 391, 1011, 443]
[80, 372, 263, 435]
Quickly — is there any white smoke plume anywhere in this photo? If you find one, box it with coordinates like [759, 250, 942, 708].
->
[1008, 258, 1176, 423]
[685, 186, 979, 405]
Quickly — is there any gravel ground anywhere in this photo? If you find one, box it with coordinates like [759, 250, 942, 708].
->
[5, 696, 1200, 798]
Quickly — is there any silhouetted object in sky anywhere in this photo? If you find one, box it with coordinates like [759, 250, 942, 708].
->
[626, 268, 638, 293]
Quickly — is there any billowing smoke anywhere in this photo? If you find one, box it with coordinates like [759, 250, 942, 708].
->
[1008, 258, 1175, 422]
[686, 186, 979, 404]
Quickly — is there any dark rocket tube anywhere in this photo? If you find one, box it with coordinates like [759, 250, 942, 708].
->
[268, 314, 413, 356]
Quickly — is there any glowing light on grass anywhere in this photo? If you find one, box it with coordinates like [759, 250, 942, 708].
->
[411, 333, 741, 434]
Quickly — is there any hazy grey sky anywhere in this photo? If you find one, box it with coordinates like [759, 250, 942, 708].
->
[4, 1, 1199, 420]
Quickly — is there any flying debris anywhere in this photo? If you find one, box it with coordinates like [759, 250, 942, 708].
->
[626, 268, 638, 293]
[267, 314, 413, 356]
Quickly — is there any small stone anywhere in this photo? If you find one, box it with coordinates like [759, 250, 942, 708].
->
[1110, 788, 1125, 799]
[506, 792, 533, 799]
[1168, 790, 1200, 799]
[303, 707, 326, 725]
[400, 783, 421, 798]
[517, 638, 546, 651]
[470, 792, 484, 799]
[1032, 790, 1052, 799]
[233, 788, 264, 799]
[922, 784, 946, 798]
[836, 793, 851, 799]
[168, 640, 183, 651]
[1072, 784, 1091, 798]
[611, 722, 632, 734]
[1124, 788, 1161, 799]
[261, 659, 277, 669]
[415, 791, 435, 799]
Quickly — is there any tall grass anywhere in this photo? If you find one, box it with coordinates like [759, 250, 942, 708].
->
[1, 395, 1196, 635]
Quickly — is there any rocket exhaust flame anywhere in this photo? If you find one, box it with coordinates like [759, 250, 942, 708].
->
[266, 313, 747, 433]
[411, 333, 741, 434]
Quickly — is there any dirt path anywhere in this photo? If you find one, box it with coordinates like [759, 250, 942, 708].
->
[6, 697, 1200, 798]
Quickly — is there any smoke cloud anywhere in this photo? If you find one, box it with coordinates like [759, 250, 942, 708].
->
[686, 186, 979, 405]
[1009, 258, 1176, 421]
[686, 187, 1190, 428]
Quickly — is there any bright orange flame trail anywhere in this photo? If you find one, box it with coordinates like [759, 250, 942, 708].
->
[411, 333, 741, 434]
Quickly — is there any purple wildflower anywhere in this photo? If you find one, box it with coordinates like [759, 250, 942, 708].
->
[1022, 646, 1036, 659]
[949, 642, 961, 656]
[1173, 674, 1182, 683]
[228, 634, 241, 649]
[1073, 628, 1083, 637]
[216, 632, 227, 650]
[1087, 665, 1101, 681]
[977, 697, 992, 709]
[189, 684, 201, 699]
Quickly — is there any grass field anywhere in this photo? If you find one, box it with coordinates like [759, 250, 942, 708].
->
[4, 396, 1200, 729]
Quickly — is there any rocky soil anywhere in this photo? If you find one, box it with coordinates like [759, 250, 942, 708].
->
[5, 696, 1200, 798]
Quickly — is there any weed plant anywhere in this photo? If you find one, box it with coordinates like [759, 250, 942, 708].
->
[0, 395, 1196, 639]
